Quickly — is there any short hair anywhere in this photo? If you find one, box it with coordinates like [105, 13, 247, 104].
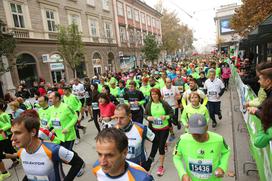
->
[129, 81, 136, 86]
[9, 101, 19, 108]
[189, 92, 201, 100]
[53, 91, 61, 101]
[260, 68, 272, 80]
[189, 78, 197, 84]
[116, 104, 131, 116]
[12, 110, 40, 137]
[98, 93, 110, 104]
[40, 95, 49, 102]
[95, 128, 128, 153]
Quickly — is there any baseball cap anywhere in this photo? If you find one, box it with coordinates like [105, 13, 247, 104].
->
[188, 114, 207, 134]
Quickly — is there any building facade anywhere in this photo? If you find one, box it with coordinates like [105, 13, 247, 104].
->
[214, 3, 240, 54]
[112, 0, 162, 70]
[0, 0, 118, 91]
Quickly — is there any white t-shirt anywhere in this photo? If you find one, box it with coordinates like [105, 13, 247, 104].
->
[72, 83, 85, 99]
[204, 78, 225, 102]
[161, 86, 179, 108]
[182, 88, 206, 105]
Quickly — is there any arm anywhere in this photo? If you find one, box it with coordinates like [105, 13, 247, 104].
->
[64, 107, 78, 131]
[138, 91, 146, 106]
[173, 139, 187, 180]
[254, 127, 272, 148]
[181, 107, 188, 127]
[217, 139, 231, 173]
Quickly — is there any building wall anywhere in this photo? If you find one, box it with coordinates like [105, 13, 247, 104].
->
[0, 0, 118, 90]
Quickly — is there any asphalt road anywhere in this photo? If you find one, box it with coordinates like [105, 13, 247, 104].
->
[5, 81, 259, 181]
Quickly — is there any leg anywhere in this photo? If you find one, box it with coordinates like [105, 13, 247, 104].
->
[208, 102, 217, 127]
[93, 110, 101, 132]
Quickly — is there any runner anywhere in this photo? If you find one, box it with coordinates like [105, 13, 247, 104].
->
[173, 114, 230, 181]
[98, 93, 116, 129]
[48, 91, 78, 150]
[144, 88, 174, 175]
[204, 69, 225, 128]
[114, 104, 155, 170]
[124, 81, 145, 124]
[90, 83, 101, 132]
[92, 127, 154, 181]
[10, 110, 84, 181]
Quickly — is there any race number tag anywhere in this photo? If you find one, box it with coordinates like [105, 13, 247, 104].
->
[153, 118, 163, 125]
[92, 102, 99, 110]
[189, 158, 213, 179]
[130, 102, 139, 111]
[40, 119, 47, 127]
[128, 146, 135, 154]
[52, 118, 62, 130]
[27, 175, 49, 181]
[208, 91, 217, 96]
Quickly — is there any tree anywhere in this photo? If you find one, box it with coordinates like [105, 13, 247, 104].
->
[231, 0, 272, 37]
[141, 34, 160, 64]
[57, 22, 84, 78]
[160, 9, 194, 54]
[0, 19, 16, 76]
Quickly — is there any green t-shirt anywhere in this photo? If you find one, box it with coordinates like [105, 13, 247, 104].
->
[48, 103, 78, 142]
[38, 107, 51, 128]
[110, 86, 119, 97]
[191, 72, 200, 79]
[158, 78, 165, 89]
[173, 132, 231, 181]
[63, 94, 82, 112]
[150, 102, 169, 129]
[181, 104, 210, 128]
[140, 85, 151, 98]
[0, 112, 12, 140]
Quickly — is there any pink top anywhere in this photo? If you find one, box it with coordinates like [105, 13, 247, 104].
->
[221, 67, 231, 79]
[99, 102, 116, 118]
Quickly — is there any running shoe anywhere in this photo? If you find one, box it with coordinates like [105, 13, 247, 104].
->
[0, 172, 11, 180]
[76, 163, 85, 177]
[156, 166, 165, 176]
[75, 139, 80, 145]
[212, 121, 217, 128]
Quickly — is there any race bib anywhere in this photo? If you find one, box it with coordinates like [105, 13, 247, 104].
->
[130, 102, 139, 111]
[118, 98, 125, 104]
[92, 102, 99, 110]
[27, 175, 49, 181]
[153, 118, 163, 125]
[52, 118, 62, 130]
[128, 146, 135, 154]
[40, 119, 47, 127]
[208, 91, 217, 96]
[189, 158, 213, 179]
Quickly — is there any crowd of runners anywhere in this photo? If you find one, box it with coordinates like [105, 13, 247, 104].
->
[0, 53, 271, 181]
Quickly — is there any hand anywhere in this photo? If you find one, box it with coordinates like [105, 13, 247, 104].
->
[214, 167, 225, 178]
[147, 116, 155, 121]
[160, 115, 166, 120]
[62, 129, 68, 134]
[182, 174, 191, 181]
[245, 101, 250, 108]
[247, 107, 258, 115]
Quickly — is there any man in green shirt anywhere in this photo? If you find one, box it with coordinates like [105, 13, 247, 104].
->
[49, 92, 78, 150]
[173, 114, 230, 181]
[38, 95, 51, 129]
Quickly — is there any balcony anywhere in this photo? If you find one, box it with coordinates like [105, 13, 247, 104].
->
[12, 29, 30, 38]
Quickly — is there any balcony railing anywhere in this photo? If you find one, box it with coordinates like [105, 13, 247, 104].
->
[12, 29, 30, 38]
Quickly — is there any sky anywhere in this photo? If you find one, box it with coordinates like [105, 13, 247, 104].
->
[145, 0, 242, 52]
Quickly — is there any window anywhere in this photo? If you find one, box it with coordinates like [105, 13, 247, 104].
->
[147, 15, 151, 26]
[134, 9, 139, 22]
[104, 22, 112, 38]
[141, 13, 145, 24]
[129, 29, 134, 43]
[45, 9, 57, 32]
[70, 14, 80, 27]
[136, 30, 141, 44]
[102, 0, 110, 11]
[127, 6, 132, 19]
[89, 19, 98, 37]
[117, 1, 124, 16]
[87, 0, 95, 6]
[119, 26, 126, 42]
[152, 18, 156, 27]
[10, 3, 25, 28]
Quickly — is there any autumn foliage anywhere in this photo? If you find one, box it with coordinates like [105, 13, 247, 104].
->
[231, 0, 272, 37]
